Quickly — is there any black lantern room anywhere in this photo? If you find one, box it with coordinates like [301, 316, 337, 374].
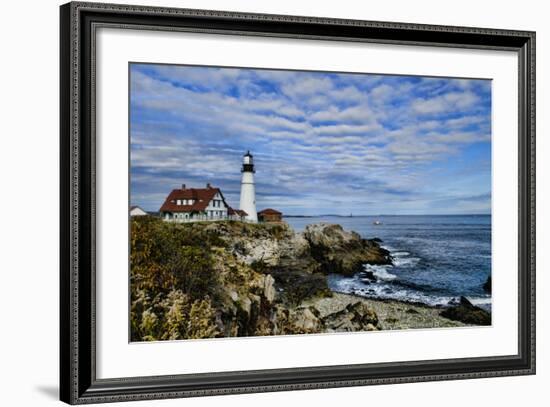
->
[241, 150, 255, 173]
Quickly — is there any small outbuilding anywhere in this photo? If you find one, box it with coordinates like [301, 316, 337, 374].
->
[258, 208, 283, 223]
[130, 205, 148, 217]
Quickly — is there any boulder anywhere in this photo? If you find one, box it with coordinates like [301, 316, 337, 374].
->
[323, 302, 379, 332]
[323, 311, 356, 332]
[289, 307, 323, 332]
[440, 296, 491, 325]
[363, 270, 377, 281]
[303, 223, 391, 275]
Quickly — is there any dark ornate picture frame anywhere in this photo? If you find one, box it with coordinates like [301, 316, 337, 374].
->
[60, 2, 536, 404]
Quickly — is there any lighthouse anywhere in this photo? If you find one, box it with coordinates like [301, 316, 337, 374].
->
[239, 151, 258, 222]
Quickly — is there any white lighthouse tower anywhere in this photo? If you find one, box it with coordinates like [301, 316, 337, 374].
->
[239, 151, 258, 222]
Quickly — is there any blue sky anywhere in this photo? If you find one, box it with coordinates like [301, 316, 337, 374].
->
[130, 63, 491, 215]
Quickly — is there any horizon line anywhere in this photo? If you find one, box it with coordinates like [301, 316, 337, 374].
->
[139, 208, 491, 217]
[282, 213, 491, 217]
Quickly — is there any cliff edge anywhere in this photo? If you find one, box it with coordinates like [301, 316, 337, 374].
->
[130, 218, 391, 340]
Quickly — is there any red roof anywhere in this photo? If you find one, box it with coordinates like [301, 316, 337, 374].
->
[159, 186, 226, 213]
[258, 208, 282, 215]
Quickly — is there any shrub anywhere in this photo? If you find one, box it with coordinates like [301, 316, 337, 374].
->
[130, 218, 222, 341]
[130, 289, 220, 341]
[167, 246, 218, 301]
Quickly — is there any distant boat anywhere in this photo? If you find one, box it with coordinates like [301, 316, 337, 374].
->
[373, 220, 382, 225]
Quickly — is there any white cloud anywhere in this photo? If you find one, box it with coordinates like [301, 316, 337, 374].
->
[412, 91, 479, 114]
[281, 76, 333, 98]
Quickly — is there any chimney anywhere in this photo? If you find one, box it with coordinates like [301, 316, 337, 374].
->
[181, 184, 186, 190]
[206, 183, 212, 189]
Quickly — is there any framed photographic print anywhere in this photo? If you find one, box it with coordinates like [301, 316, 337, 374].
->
[60, 1, 536, 404]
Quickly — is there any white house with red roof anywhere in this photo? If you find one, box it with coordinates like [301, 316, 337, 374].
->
[159, 183, 248, 222]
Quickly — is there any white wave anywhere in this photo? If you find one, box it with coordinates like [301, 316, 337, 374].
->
[393, 257, 420, 267]
[364, 264, 397, 281]
[347, 282, 455, 307]
[392, 251, 410, 257]
[467, 296, 492, 305]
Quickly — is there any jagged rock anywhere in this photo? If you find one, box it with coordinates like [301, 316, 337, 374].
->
[323, 302, 379, 332]
[440, 296, 491, 325]
[216, 221, 390, 277]
[289, 307, 323, 332]
[346, 302, 379, 326]
[237, 296, 252, 316]
[271, 269, 331, 305]
[229, 290, 239, 302]
[270, 307, 290, 336]
[324, 313, 356, 331]
[303, 223, 391, 275]
[363, 270, 377, 281]
[262, 274, 276, 303]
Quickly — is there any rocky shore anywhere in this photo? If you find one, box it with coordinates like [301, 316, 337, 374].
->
[304, 293, 469, 331]
[130, 217, 489, 341]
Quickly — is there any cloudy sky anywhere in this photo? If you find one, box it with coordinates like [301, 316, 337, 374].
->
[130, 63, 491, 215]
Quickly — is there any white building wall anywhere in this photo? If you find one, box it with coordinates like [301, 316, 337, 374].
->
[204, 192, 228, 218]
[239, 172, 258, 222]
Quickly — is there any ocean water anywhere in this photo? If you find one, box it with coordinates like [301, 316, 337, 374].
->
[285, 215, 492, 308]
